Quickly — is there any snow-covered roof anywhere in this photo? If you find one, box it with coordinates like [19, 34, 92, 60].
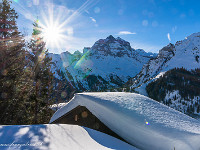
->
[0, 124, 136, 150]
[50, 92, 200, 150]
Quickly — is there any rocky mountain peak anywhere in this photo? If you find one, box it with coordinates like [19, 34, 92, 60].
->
[158, 43, 175, 58]
[175, 32, 200, 54]
[90, 35, 133, 57]
[93, 35, 131, 48]
[106, 35, 115, 41]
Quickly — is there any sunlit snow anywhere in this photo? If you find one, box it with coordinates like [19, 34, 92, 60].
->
[51, 92, 200, 150]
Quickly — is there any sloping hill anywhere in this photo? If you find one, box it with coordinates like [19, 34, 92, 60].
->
[129, 32, 200, 91]
[146, 68, 200, 118]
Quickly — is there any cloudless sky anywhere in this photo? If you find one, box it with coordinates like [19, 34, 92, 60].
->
[12, 0, 200, 54]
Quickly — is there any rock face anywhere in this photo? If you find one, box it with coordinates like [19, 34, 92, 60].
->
[158, 43, 175, 58]
[129, 32, 200, 93]
[90, 35, 133, 57]
[50, 35, 156, 92]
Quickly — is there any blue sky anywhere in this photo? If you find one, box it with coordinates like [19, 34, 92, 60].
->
[12, 0, 200, 54]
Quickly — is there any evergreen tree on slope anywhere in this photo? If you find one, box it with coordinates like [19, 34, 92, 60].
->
[0, 0, 27, 124]
[28, 19, 54, 124]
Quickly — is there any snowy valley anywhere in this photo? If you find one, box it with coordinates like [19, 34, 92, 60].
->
[1, 0, 200, 149]
[50, 32, 200, 119]
[2, 29, 200, 150]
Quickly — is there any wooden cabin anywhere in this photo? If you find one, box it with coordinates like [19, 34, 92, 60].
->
[51, 105, 125, 142]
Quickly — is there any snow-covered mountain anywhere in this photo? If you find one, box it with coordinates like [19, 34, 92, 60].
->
[146, 68, 200, 118]
[130, 32, 200, 91]
[126, 32, 200, 117]
[50, 35, 156, 91]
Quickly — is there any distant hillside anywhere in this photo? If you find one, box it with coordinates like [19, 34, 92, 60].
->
[127, 32, 200, 94]
[146, 68, 200, 118]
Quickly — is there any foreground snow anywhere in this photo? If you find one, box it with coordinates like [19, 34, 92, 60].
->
[51, 92, 200, 150]
[0, 124, 136, 150]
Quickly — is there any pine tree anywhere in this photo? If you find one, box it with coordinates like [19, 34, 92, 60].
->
[197, 106, 200, 113]
[28, 20, 54, 124]
[0, 0, 27, 124]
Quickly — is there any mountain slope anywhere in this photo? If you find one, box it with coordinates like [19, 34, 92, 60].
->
[50, 35, 156, 92]
[126, 32, 200, 117]
[129, 32, 200, 90]
[146, 68, 200, 118]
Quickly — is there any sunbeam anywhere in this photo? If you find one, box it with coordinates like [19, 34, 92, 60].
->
[41, 21, 63, 48]
[12, 0, 99, 53]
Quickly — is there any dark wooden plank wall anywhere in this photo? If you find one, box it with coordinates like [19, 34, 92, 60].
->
[52, 105, 127, 142]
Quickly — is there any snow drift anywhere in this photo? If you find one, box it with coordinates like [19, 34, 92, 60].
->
[0, 124, 136, 150]
[50, 92, 200, 150]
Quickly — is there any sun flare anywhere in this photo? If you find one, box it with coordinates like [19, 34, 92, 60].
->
[42, 24, 63, 48]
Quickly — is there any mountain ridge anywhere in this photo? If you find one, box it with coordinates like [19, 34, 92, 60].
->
[129, 32, 200, 91]
[50, 35, 157, 92]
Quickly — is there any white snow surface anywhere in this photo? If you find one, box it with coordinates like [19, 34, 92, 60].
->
[0, 124, 136, 150]
[50, 50, 149, 90]
[49, 36, 156, 90]
[134, 72, 166, 96]
[131, 32, 200, 93]
[164, 90, 200, 116]
[50, 103, 67, 111]
[50, 92, 200, 150]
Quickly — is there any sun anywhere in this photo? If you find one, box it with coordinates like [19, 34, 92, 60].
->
[42, 23, 63, 48]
